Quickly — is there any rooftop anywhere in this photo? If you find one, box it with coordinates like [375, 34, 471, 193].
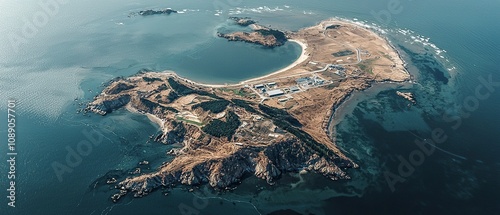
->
[267, 89, 285, 97]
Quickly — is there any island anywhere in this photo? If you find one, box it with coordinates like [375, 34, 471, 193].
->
[128, 8, 178, 17]
[87, 18, 410, 202]
[229, 16, 257, 26]
[218, 18, 288, 48]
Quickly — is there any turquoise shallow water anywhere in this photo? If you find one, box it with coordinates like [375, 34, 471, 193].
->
[0, 0, 499, 214]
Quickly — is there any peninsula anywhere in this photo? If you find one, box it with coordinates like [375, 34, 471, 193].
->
[87, 18, 410, 202]
[218, 18, 288, 48]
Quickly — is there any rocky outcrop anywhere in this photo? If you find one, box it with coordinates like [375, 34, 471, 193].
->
[154, 120, 186, 144]
[217, 21, 288, 48]
[86, 74, 358, 202]
[397, 91, 416, 104]
[229, 17, 257, 26]
[139, 8, 177, 16]
[105, 83, 134, 95]
[92, 17, 412, 205]
[112, 138, 354, 200]
[217, 31, 286, 48]
[87, 95, 131, 115]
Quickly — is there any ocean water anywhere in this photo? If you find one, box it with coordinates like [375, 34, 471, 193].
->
[0, 0, 499, 214]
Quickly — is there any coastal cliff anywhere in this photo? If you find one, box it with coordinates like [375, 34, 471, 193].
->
[87, 73, 357, 202]
[116, 138, 353, 200]
[229, 17, 257, 26]
[88, 94, 130, 115]
[218, 17, 288, 48]
[88, 18, 410, 203]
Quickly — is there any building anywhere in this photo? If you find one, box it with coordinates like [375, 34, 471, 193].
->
[267, 89, 285, 97]
[296, 77, 311, 84]
[330, 65, 345, 71]
[254, 84, 265, 89]
[315, 79, 325, 85]
[290, 86, 300, 92]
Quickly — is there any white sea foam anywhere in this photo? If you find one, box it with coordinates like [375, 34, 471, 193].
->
[228, 6, 287, 15]
[303, 10, 314, 15]
[334, 17, 457, 77]
[392, 27, 450, 63]
[339, 17, 454, 72]
[334, 17, 388, 34]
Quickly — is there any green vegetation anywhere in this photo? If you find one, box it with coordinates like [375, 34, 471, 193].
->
[220, 88, 251, 97]
[202, 111, 241, 139]
[192, 100, 230, 114]
[167, 78, 221, 99]
[229, 17, 256, 26]
[255, 29, 287, 43]
[358, 58, 376, 74]
[332, 50, 354, 57]
[157, 84, 169, 91]
[323, 82, 340, 90]
[176, 116, 203, 126]
[166, 91, 180, 102]
[164, 106, 179, 113]
[380, 52, 392, 61]
[106, 83, 134, 95]
[320, 71, 342, 80]
[140, 98, 164, 113]
[140, 98, 178, 113]
[258, 104, 337, 159]
[258, 104, 302, 127]
[231, 99, 258, 114]
[142, 77, 162, 83]
[167, 78, 195, 95]
[326, 25, 341, 30]
[169, 120, 187, 140]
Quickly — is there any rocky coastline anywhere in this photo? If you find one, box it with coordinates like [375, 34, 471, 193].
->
[129, 8, 178, 17]
[113, 138, 354, 201]
[86, 18, 411, 203]
[87, 73, 357, 202]
[229, 16, 257, 26]
[217, 17, 288, 48]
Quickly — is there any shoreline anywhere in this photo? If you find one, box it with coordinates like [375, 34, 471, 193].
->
[155, 39, 309, 89]
[240, 39, 309, 84]
[89, 17, 414, 202]
[125, 104, 165, 129]
[150, 18, 407, 89]
[136, 17, 412, 135]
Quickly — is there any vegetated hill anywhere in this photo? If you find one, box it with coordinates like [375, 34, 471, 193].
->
[192, 99, 230, 114]
[202, 111, 241, 139]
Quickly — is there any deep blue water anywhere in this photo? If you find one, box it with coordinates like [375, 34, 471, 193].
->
[0, 0, 499, 214]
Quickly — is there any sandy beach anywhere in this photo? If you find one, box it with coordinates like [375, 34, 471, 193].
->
[156, 39, 309, 88]
[240, 39, 309, 84]
[152, 18, 407, 88]
[125, 104, 165, 129]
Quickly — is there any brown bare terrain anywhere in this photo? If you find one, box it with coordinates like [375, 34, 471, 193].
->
[87, 18, 410, 202]
[242, 19, 409, 83]
[218, 31, 281, 47]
